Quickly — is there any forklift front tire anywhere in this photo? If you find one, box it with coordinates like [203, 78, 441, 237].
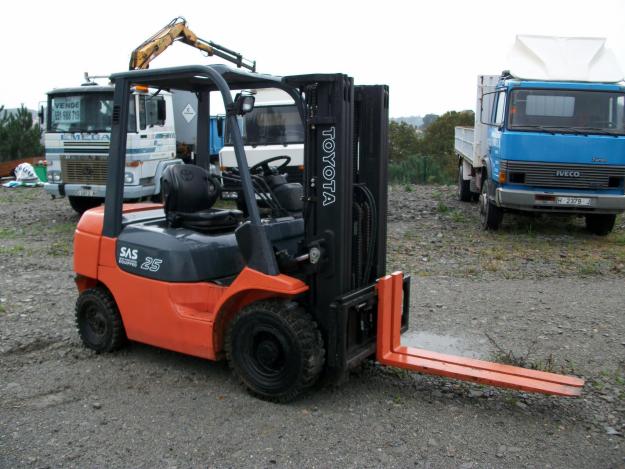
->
[225, 300, 325, 402]
[76, 287, 126, 353]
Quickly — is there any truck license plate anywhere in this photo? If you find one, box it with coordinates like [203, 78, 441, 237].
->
[78, 189, 95, 197]
[556, 197, 591, 206]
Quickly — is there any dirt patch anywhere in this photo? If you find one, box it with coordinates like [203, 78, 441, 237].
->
[0, 186, 624, 468]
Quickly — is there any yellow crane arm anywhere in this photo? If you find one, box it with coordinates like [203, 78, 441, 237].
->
[129, 17, 256, 72]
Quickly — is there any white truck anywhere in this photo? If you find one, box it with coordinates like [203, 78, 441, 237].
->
[218, 88, 304, 199]
[455, 36, 625, 234]
[44, 81, 182, 213]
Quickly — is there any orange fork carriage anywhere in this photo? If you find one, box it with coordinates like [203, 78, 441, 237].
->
[376, 272, 584, 397]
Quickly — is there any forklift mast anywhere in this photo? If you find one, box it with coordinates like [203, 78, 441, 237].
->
[284, 74, 398, 379]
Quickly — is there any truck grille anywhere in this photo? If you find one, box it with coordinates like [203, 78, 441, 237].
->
[501, 160, 625, 189]
[61, 156, 108, 185]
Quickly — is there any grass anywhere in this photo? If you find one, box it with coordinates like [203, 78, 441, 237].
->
[0, 244, 26, 255]
[212, 199, 237, 210]
[0, 188, 42, 204]
[436, 201, 450, 214]
[48, 239, 70, 257]
[49, 221, 76, 235]
[611, 233, 625, 246]
[449, 210, 466, 223]
[486, 333, 558, 373]
[0, 218, 76, 245]
[0, 228, 19, 239]
[391, 202, 625, 279]
[577, 261, 603, 276]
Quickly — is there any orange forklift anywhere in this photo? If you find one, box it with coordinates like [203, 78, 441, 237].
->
[73, 64, 584, 401]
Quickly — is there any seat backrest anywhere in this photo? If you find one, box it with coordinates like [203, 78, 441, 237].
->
[161, 165, 220, 215]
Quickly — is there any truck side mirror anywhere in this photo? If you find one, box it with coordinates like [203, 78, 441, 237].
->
[157, 99, 167, 123]
[216, 118, 224, 137]
[38, 105, 45, 125]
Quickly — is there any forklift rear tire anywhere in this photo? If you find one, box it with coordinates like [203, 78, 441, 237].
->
[585, 214, 616, 236]
[479, 178, 503, 231]
[69, 196, 103, 215]
[225, 300, 325, 402]
[76, 287, 126, 353]
[458, 164, 471, 202]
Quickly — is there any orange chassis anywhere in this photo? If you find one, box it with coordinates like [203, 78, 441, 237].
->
[75, 204, 584, 397]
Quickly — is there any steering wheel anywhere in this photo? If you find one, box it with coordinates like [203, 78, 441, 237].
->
[249, 155, 291, 175]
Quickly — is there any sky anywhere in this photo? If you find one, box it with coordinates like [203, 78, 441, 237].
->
[1, 0, 624, 117]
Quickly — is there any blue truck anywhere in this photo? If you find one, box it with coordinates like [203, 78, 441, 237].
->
[455, 36, 625, 235]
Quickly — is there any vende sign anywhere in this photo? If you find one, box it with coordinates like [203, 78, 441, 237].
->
[53, 97, 81, 123]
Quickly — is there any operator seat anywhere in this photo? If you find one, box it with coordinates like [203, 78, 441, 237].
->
[161, 165, 243, 232]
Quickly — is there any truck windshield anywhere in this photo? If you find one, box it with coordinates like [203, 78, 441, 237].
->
[48, 93, 114, 133]
[508, 89, 625, 136]
[225, 105, 304, 146]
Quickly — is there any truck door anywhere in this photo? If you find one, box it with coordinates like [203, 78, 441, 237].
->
[488, 90, 507, 181]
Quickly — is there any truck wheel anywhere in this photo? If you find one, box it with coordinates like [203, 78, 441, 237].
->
[225, 300, 325, 402]
[585, 214, 616, 236]
[458, 164, 471, 202]
[479, 178, 503, 231]
[68, 196, 103, 215]
[76, 287, 126, 353]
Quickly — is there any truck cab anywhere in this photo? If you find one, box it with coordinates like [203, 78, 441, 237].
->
[44, 82, 181, 213]
[218, 88, 304, 199]
[487, 79, 625, 226]
[455, 36, 625, 234]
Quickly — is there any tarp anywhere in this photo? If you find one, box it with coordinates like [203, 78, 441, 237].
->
[507, 35, 624, 83]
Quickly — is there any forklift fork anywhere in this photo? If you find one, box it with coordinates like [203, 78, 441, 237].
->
[376, 272, 584, 396]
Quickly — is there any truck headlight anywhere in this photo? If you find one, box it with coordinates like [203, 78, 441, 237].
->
[48, 171, 61, 182]
[124, 172, 134, 184]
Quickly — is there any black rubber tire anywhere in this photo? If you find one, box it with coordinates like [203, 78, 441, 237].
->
[76, 287, 126, 353]
[225, 300, 325, 402]
[585, 214, 616, 236]
[68, 196, 103, 215]
[479, 177, 503, 231]
[458, 164, 471, 202]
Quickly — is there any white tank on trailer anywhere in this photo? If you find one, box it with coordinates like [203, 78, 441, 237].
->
[506, 35, 624, 83]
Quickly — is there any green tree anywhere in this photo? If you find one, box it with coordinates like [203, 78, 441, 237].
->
[419, 110, 473, 157]
[388, 110, 474, 185]
[0, 105, 44, 163]
[388, 121, 419, 162]
[420, 113, 439, 130]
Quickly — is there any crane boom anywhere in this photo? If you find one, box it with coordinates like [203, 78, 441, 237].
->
[129, 17, 256, 72]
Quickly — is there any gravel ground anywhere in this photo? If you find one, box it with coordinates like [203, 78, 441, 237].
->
[1, 186, 624, 468]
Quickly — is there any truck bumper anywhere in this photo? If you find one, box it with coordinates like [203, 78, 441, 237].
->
[44, 183, 156, 200]
[496, 188, 625, 214]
